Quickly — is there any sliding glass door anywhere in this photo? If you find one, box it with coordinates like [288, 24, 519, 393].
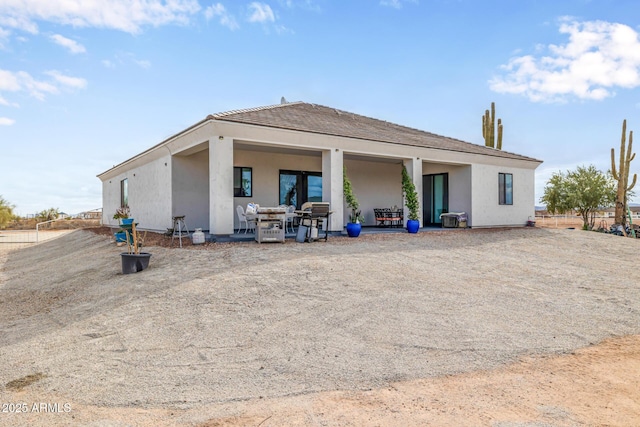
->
[279, 170, 322, 209]
[422, 173, 449, 226]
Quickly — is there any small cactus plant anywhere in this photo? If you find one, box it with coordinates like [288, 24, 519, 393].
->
[482, 102, 503, 150]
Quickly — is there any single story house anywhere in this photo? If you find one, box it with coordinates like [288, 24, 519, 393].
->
[97, 101, 542, 235]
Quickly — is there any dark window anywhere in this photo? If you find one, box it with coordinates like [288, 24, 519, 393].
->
[234, 167, 252, 197]
[279, 170, 322, 209]
[120, 178, 128, 207]
[499, 173, 513, 205]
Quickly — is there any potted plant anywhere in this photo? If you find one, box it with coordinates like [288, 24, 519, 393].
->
[344, 166, 364, 237]
[120, 221, 151, 274]
[112, 206, 131, 242]
[402, 165, 420, 233]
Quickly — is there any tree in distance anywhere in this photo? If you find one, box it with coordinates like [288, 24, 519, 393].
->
[541, 165, 616, 230]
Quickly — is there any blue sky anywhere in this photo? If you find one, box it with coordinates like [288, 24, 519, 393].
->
[2, 0, 640, 215]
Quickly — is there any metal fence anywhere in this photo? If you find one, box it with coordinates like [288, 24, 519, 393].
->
[0, 229, 74, 245]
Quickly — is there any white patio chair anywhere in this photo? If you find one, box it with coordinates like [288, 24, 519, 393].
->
[237, 205, 254, 234]
[285, 205, 296, 233]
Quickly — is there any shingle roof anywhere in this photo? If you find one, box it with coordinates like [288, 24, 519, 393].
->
[208, 101, 541, 163]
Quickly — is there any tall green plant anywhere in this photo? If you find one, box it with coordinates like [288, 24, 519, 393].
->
[611, 119, 637, 227]
[0, 195, 16, 228]
[343, 166, 363, 223]
[482, 102, 503, 150]
[402, 165, 420, 221]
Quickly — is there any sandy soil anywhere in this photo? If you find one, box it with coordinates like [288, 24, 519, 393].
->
[0, 227, 638, 426]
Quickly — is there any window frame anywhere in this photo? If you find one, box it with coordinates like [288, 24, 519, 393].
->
[120, 178, 128, 207]
[234, 167, 253, 197]
[279, 170, 322, 209]
[498, 172, 513, 205]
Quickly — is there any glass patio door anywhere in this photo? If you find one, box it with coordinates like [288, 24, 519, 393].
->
[422, 173, 448, 226]
[279, 170, 322, 209]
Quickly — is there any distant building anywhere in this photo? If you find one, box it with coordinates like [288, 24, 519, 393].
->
[76, 208, 102, 220]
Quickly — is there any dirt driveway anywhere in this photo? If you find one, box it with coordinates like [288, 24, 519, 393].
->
[0, 228, 638, 426]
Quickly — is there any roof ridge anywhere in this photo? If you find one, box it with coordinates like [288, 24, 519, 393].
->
[208, 101, 303, 119]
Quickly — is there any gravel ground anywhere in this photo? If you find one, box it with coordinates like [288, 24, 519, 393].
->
[0, 227, 639, 425]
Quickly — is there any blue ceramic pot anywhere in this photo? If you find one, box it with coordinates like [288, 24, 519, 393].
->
[346, 222, 362, 237]
[114, 231, 127, 242]
[121, 218, 134, 225]
[406, 219, 420, 234]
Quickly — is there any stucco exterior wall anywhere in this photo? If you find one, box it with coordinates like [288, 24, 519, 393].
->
[423, 162, 472, 224]
[471, 164, 536, 227]
[232, 148, 322, 229]
[99, 116, 541, 234]
[102, 154, 172, 231]
[343, 159, 403, 226]
[172, 150, 209, 230]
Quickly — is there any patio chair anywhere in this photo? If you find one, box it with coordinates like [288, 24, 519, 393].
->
[285, 205, 296, 233]
[236, 205, 255, 234]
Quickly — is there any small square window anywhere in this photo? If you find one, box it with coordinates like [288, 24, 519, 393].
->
[499, 173, 513, 205]
[234, 167, 252, 197]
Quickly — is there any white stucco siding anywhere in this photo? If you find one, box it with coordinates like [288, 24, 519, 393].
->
[322, 149, 344, 231]
[423, 162, 472, 224]
[344, 159, 403, 226]
[102, 178, 122, 227]
[102, 154, 172, 231]
[471, 164, 536, 227]
[232, 149, 322, 229]
[172, 150, 209, 230]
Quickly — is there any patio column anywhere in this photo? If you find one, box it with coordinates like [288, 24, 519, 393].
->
[209, 136, 234, 235]
[403, 157, 423, 227]
[322, 148, 344, 232]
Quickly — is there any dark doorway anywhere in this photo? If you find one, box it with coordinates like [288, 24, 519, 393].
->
[279, 170, 322, 209]
[423, 173, 448, 226]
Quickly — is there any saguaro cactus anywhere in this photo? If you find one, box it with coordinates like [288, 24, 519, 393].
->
[611, 119, 637, 227]
[482, 102, 503, 150]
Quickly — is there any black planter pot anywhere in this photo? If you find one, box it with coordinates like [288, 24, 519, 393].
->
[120, 252, 152, 274]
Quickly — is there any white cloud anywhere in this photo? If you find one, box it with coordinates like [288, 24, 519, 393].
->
[133, 59, 151, 69]
[380, 0, 417, 9]
[44, 70, 88, 90]
[101, 59, 115, 69]
[204, 3, 239, 30]
[490, 19, 640, 103]
[380, 0, 402, 8]
[0, 27, 10, 48]
[277, 0, 321, 12]
[0, 117, 15, 126]
[0, 94, 19, 107]
[0, 69, 22, 91]
[49, 34, 86, 54]
[0, 68, 86, 101]
[0, 0, 201, 34]
[248, 2, 275, 23]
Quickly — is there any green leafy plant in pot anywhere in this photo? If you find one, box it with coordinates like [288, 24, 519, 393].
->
[113, 205, 131, 242]
[402, 165, 420, 233]
[344, 166, 364, 237]
[120, 221, 151, 274]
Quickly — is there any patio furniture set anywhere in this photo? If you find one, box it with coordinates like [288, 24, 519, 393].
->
[237, 202, 332, 243]
[373, 208, 404, 228]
